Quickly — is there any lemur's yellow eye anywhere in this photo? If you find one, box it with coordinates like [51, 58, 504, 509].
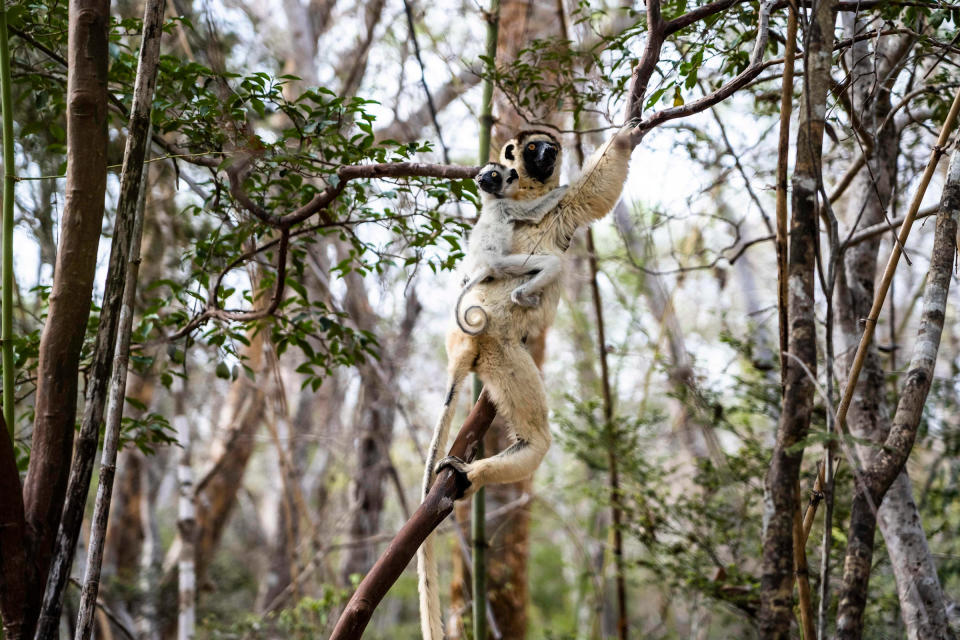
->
[491, 171, 498, 177]
[527, 143, 536, 151]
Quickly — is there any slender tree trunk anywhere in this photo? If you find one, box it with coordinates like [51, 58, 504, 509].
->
[18, 2, 110, 636]
[759, 0, 836, 636]
[76, 153, 151, 639]
[36, 2, 164, 634]
[340, 267, 421, 581]
[175, 389, 196, 640]
[835, 137, 960, 640]
[0, 0, 17, 439]
[136, 449, 163, 640]
[832, 21, 953, 639]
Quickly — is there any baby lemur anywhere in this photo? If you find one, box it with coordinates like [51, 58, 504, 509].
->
[418, 128, 634, 640]
[454, 163, 567, 336]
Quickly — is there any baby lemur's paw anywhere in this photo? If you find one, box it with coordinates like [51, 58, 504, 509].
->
[511, 287, 541, 308]
[435, 455, 473, 500]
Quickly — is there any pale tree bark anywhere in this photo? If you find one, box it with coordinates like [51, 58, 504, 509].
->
[158, 323, 267, 639]
[832, 19, 953, 639]
[759, 0, 836, 636]
[835, 135, 960, 640]
[75, 154, 152, 640]
[136, 445, 164, 640]
[101, 377, 156, 587]
[175, 388, 196, 640]
[10, 2, 111, 637]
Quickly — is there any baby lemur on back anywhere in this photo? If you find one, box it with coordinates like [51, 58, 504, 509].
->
[418, 128, 634, 640]
[454, 162, 567, 336]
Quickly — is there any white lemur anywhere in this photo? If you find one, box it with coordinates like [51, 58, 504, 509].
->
[454, 163, 568, 336]
[418, 127, 634, 640]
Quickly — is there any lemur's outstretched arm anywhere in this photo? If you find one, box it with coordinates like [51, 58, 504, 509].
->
[505, 185, 568, 223]
[500, 128, 633, 250]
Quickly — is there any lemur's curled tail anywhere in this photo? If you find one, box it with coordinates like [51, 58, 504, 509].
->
[418, 371, 467, 640]
[454, 272, 490, 336]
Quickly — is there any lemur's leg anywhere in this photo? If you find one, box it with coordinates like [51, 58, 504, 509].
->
[508, 255, 563, 307]
[480, 253, 563, 307]
[437, 340, 550, 497]
[418, 332, 478, 640]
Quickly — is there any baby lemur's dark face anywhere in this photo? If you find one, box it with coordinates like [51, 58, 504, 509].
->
[476, 163, 519, 198]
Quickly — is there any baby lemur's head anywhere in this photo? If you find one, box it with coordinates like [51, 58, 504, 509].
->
[476, 163, 519, 199]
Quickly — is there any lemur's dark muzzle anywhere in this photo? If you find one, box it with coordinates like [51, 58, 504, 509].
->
[477, 173, 500, 193]
[538, 144, 557, 170]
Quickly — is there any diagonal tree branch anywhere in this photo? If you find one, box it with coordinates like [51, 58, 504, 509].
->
[329, 392, 497, 640]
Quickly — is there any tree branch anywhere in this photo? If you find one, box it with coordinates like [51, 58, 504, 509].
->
[329, 392, 497, 640]
[634, 1, 774, 137]
[624, 0, 665, 125]
[227, 159, 480, 229]
[836, 138, 960, 640]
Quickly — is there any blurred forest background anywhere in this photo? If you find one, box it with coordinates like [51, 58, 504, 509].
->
[1, 0, 960, 638]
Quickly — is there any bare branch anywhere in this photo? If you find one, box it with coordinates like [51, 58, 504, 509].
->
[634, 1, 774, 138]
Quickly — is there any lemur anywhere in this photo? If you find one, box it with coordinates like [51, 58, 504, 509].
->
[454, 163, 568, 336]
[418, 127, 634, 640]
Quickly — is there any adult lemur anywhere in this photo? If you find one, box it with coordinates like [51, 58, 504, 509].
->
[454, 163, 568, 336]
[418, 128, 633, 640]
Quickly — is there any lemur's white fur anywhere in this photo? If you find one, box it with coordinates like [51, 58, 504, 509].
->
[455, 162, 568, 335]
[418, 127, 633, 640]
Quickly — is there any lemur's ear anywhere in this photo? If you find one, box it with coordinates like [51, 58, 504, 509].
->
[503, 144, 515, 161]
[507, 169, 519, 183]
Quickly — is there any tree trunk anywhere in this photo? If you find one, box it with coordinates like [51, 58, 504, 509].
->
[175, 388, 196, 640]
[832, 20, 953, 639]
[340, 264, 421, 581]
[759, 0, 836, 636]
[16, 1, 111, 636]
[36, 2, 164, 633]
[835, 136, 960, 640]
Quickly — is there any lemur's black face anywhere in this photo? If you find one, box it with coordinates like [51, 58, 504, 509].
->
[476, 164, 519, 197]
[521, 139, 559, 183]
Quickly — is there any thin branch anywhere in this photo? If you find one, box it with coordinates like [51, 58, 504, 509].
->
[227, 159, 479, 229]
[633, 1, 775, 138]
[401, 0, 451, 163]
